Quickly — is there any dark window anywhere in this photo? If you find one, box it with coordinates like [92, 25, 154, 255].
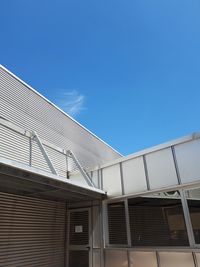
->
[69, 250, 89, 267]
[108, 202, 127, 245]
[186, 188, 200, 244]
[128, 193, 189, 246]
[69, 210, 89, 245]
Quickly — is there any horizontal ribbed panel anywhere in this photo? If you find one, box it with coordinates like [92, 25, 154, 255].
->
[45, 145, 67, 177]
[0, 67, 120, 170]
[0, 191, 66, 267]
[31, 140, 50, 172]
[0, 124, 29, 165]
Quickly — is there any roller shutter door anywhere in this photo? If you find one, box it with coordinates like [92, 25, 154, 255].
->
[0, 191, 66, 267]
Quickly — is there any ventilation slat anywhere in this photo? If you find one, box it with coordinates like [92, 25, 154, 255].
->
[0, 191, 66, 267]
[107, 202, 128, 245]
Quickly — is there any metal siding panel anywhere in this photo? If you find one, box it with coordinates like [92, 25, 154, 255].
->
[129, 251, 158, 267]
[45, 145, 67, 177]
[146, 148, 178, 189]
[102, 164, 122, 197]
[0, 67, 120, 171]
[175, 139, 200, 183]
[105, 250, 128, 267]
[159, 252, 195, 267]
[122, 157, 147, 194]
[0, 191, 66, 267]
[0, 124, 29, 165]
[31, 140, 51, 173]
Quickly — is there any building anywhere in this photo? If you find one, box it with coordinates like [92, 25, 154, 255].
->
[0, 65, 200, 267]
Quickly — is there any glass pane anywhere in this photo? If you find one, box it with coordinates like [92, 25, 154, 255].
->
[70, 210, 89, 245]
[107, 202, 128, 245]
[69, 250, 89, 267]
[185, 188, 200, 244]
[128, 191, 189, 246]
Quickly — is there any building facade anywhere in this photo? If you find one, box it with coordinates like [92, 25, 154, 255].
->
[0, 65, 200, 267]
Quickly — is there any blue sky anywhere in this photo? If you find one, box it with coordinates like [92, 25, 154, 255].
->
[1, 0, 200, 155]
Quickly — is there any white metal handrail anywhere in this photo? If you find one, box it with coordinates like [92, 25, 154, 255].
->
[0, 117, 94, 187]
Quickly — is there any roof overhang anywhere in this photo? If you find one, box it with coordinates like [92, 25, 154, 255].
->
[0, 157, 106, 202]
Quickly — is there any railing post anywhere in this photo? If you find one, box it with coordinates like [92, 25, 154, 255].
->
[66, 150, 95, 187]
[31, 131, 58, 175]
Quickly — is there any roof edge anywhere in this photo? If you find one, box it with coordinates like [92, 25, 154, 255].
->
[90, 132, 200, 170]
[0, 64, 122, 157]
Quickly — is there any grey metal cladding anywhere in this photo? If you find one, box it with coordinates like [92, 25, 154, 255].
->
[31, 140, 51, 173]
[0, 67, 121, 169]
[44, 145, 67, 177]
[0, 124, 29, 165]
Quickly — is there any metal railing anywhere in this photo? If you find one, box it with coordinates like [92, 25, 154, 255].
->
[0, 117, 94, 187]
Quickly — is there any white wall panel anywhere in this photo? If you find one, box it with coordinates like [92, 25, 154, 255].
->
[102, 164, 122, 197]
[105, 250, 128, 267]
[122, 157, 147, 194]
[175, 140, 200, 183]
[69, 172, 89, 187]
[129, 251, 158, 267]
[159, 252, 195, 267]
[146, 148, 178, 189]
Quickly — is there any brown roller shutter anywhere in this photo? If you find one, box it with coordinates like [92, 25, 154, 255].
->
[0, 191, 66, 267]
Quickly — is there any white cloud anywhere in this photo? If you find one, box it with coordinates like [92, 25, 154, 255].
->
[57, 90, 85, 117]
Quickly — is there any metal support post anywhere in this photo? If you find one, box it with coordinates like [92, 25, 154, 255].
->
[66, 150, 94, 187]
[31, 131, 58, 175]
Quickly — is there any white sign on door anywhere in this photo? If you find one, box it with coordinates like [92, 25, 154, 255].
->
[75, 225, 83, 233]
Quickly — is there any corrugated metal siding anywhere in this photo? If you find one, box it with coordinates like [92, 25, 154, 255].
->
[45, 145, 67, 177]
[0, 124, 30, 165]
[31, 140, 51, 173]
[0, 191, 66, 267]
[0, 67, 121, 170]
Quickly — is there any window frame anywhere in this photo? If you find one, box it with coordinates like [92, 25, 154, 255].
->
[181, 188, 200, 248]
[103, 188, 200, 249]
